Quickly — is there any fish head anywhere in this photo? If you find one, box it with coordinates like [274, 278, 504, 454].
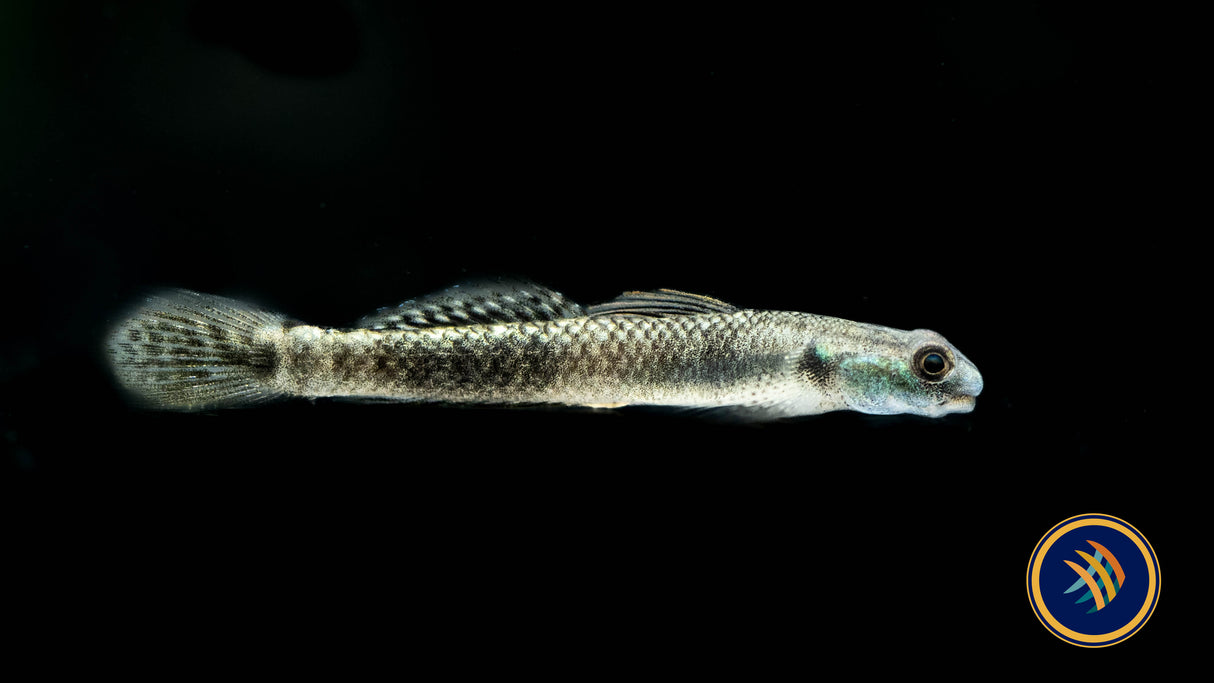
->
[829, 328, 983, 418]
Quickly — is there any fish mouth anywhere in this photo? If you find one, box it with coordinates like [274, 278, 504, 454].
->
[929, 395, 976, 416]
[947, 395, 977, 414]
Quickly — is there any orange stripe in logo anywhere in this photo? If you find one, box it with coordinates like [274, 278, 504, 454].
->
[1064, 559, 1106, 610]
[1088, 540, 1125, 587]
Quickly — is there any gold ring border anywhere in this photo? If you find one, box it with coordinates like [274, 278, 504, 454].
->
[1026, 514, 1159, 647]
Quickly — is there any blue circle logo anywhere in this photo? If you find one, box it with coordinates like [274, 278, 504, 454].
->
[1026, 513, 1160, 647]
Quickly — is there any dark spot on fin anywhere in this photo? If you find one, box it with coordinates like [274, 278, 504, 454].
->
[356, 280, 586, 330]
[587, 289, 738, 317]
[796, 345, 835, 388]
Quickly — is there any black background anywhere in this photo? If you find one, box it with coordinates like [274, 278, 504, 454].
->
[3, 0, 1198, 673]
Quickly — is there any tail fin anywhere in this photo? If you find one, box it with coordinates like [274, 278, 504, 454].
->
[105, 290, 287, 411]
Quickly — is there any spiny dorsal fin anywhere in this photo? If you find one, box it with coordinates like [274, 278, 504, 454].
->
[587, 289, 738, 317]
[357, 280, 585, 330]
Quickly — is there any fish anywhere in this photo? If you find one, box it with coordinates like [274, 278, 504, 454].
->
[103, 281, 983, 419]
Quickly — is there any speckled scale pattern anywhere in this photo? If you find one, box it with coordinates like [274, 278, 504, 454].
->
[276, 310, 805, 410]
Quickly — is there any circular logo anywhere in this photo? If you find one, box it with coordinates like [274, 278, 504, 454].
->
[1026, 513, 1160, 647]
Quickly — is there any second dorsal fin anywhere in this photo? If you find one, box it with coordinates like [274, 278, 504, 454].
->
[357, 280, 585, 330]
[586, 289, 738, 317]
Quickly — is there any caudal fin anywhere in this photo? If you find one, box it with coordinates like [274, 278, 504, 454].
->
[105, 290, 287, 411]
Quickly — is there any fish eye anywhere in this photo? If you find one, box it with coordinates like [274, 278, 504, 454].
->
[913, 345, 953, 381]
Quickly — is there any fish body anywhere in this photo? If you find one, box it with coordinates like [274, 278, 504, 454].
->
[105, 282, 983, 419]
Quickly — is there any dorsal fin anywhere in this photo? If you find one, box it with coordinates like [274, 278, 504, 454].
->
[357, 280, 585, 330]
[587, 289, 738, 317]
